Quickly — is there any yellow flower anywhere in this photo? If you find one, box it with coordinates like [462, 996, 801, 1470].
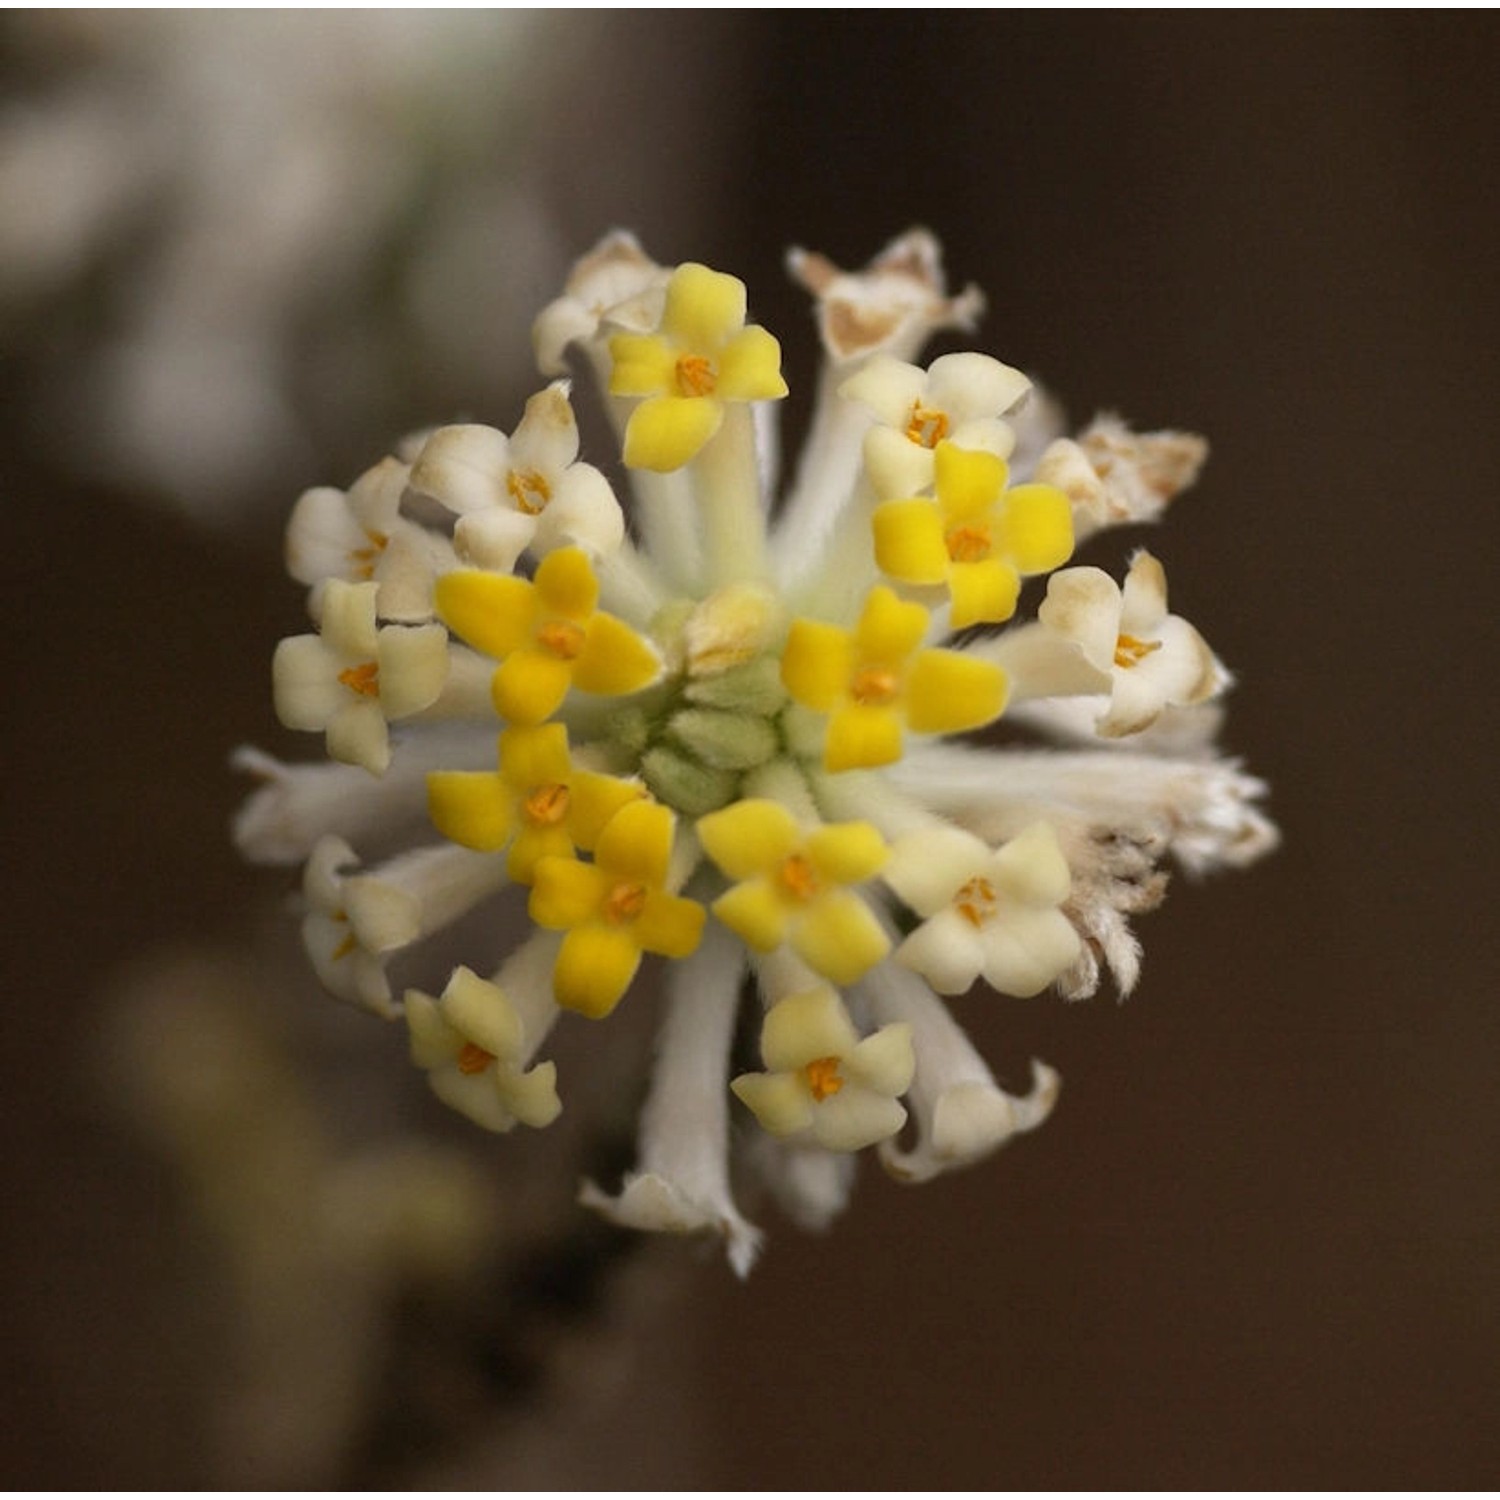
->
[780, 585, 1008, 771]
[696, 798, 889, 985]
[528, 801, 706, 1018]
[608, 263, 788, 472]
[872, 442, 1074, 628]
[426, 723, 645, 883]
[434, 546, 659, 725]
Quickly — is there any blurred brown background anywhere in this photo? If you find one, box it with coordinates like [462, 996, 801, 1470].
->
[3, 12, 1496, 1488]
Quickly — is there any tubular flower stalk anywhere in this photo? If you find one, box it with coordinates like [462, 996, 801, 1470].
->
[238, 229, 1277, 1272]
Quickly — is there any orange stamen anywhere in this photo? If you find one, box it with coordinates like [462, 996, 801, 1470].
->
[337, 661, 380, 697]
[522, 782, 571, 826]
[675, 354, 717, 398]
[945, 524, 992, 563]
[506, 468, 553, 516]
[1113, 633, 1162, 669]
[349, 528, 389, 579]
[905, 401, 950, 449]
[803, 1056, 845, 1101]
[456, 1041, 494, 1075]
[851, 666, 899, 705]
[537, 620, 587, 660]
[604, 881, 648, 924]
[954, 876, 997, 928]
[778, 853, 820, 901]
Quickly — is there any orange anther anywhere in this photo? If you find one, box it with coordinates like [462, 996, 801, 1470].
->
[349, 528, 389, 579]
[337, 660, 381, 697]
[778, 853, 820, 901]
[1113, 633, 1162, 669]
[506, 468, 553, 515]
[905, 401, 950, 449]
[604, 881, 648, 924]
[954, 876, 997, 928]
[945, 524, 992, 563]
[522, 782, 571, 826]
[851, 666, 899, 705]
[674, 354, 717, 398]
[803, 1055, 845, 1101]
[456, 1041, 495, 1075]
[537, 620, 587, 660]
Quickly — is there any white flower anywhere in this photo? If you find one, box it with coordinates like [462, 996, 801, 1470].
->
[272, 579, 449, 775]
[731, 985, 914, 1152]
[885, 822, 1081, 997]
[840, 351, 1032, 500]
[408, 381, 624, 572]
[238, 230, 1275, 1272]
[405, 963, 561, 1133]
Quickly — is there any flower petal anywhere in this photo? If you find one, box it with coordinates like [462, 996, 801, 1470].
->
[553, 924, 641, 1018]
[904, 650, 1008, 734]
[872, 498, 949, 585]
[715, 325, 789, 401]
[622, 394, 723, 472]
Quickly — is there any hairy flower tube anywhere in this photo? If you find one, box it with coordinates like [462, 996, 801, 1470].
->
[237, 227, 1277, 1273]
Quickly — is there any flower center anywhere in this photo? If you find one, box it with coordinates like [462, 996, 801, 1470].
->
[507, 467, 553, 515]
[349, 528, 389, 580]
[802, 1055, 845, 1101]
[905, 401, 950, 449]
[954, 876, 998, 927]
[604, 881, 648, 924]
[337, 661, 380, 697]
[675, 354, 717, 398]
[522, 782, 571, 826]
[456, 1041, 495, 1075]
[1113, 633, 1162, 669]
[851, 666, 900, 705]
[537, 620, 587, 660]
[777, 853, 820, 901]
[945, 523, 992, 563]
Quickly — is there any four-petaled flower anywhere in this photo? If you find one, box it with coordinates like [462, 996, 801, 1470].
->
[840, 351, 1032, 500]
[405, 966, 561, 1133]
[426, 723, 645, 883]
[873, 441, 1075, 628]
[529, 801, 706, 1018]
[697, 799, 889, 985]
[274, 579, 448, 775]
[884, 822, 1082, 997]
[608, 262, 788, 472]
[409, 381, 624, 573]
[781, 585, 1008, 771]
[731, 986, 915, 1152]
[435, 546, 659, 725]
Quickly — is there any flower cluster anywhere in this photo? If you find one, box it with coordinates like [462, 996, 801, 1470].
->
[237, 229, 1276, 1273]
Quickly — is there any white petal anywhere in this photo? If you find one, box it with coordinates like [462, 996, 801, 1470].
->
[372, 524, 442, 623]
[375, 623, 448, 719]
[453, 508, 535, 572]
[884, 824, 990, 916]
[404, 989, 462, 1070]
[862, 423, 937, 500]
[760, 986, 860, 1072]
[438, 965, 524, 1062]
[811, 1086, 907, 1152]
[947, 414, 1018, 461]
[532, 462, 625, 558]
[302, 834, 358, 914]
[895, 909, 986, 996]
[1119, 549, 1169, 635]
[272, 635, 343, 730]
[509, 380, 580, 475]
[847, 1021, 916, 1097]
[343, 455, 409, 531]
[285, 486, 364, 586]
[977, 907, 1082, 997]
[839, 354, 926, 427]
[496, 1059, 562, 1130]
[1037, 566, 1122, 673]
[990, 821, 1072, 907]
[325, 699, 389, 775]
[408, 424, 510, 516]
[925, 352, 1031, 421]
[731, 1071, 814, 1137]
[343, 873, 422, 955]
[978, 621, 1113, 701]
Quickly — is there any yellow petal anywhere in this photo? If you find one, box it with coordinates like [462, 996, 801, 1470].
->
[780, 619, 854, 712]
[697, 798, 800, 880]
[594, 799, 675, 887]
[565, 771, 646, 850]
[441, 966, 524, 1061]
[492, 648, 572, 726]
[553, 925, 641, 1018]
[715, 325, 789, 401]
[435, 571, 536, 659]
[498, 723, 571, 790]
[622, 395, 723, 472]
[872, 499, 949, 585]
[528, 857, 608, 930]
[711, 878, 789, 951]
[426, 770, 516, 852]
[935, 442, 1007, 522]
[905, 650, 1009, 734]
[1001, 482, 1074, 574]
[948, 558, 1021, 629]
[573, 612, 660, 695]
[791, 891, 890, 985]
[731, 1071, 814, 1137]
[661, 262, 747, 349]
[632, 890, 707, 959]
[505, 820, 574, 884]
[805, 822, 888, 886]
[825, 703, 904, 772]
[608, 332, 676, 397]
[532, 546, 598, 620]
[854, 586, 928, 664]
[761, 986, 858, 1072]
